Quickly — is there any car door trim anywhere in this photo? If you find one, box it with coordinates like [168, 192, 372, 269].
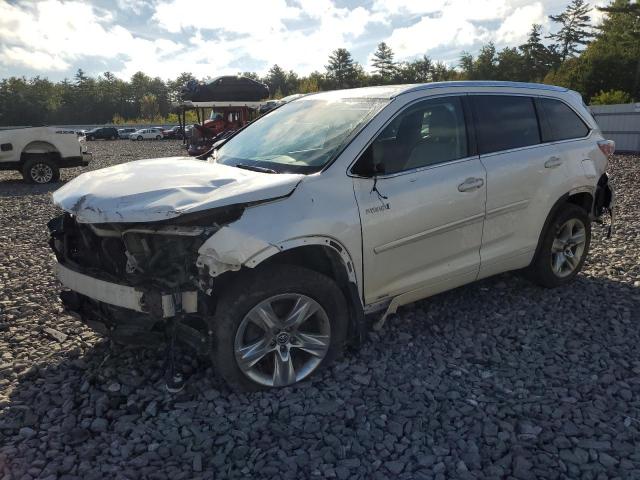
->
[485, 199, 530, 219]
[374, 212, 485, 254]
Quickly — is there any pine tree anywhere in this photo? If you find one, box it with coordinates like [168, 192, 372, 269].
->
[371, 42, 397, 81]
[326, 48, 358, 88]
[548, 0, 594, 62]
[519, 24, 556, 81]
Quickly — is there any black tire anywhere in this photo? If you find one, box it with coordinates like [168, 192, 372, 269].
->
[137, 135, 143, 141]
[211, 264, 349, 391]
[86, 136, 94, 141]
[155, 135, 161, 140]
[109, 135, 116, 140]
[22, 156, 60, 184]
[528, 204, 591, 288]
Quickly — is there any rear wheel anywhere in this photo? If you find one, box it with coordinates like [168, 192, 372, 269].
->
[22, 156, 60, 184]
[528, 204, 591, 287]
[211, 265, 348, 391]
[155, 135, 161, 140]
[137, 135, 143, 141]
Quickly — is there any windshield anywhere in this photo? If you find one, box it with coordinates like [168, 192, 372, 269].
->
[215, 97, 387, 174]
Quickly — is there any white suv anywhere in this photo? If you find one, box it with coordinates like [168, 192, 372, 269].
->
[49, 81, 615, 390]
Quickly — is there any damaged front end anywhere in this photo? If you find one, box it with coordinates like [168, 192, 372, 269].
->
[48, 207, 242, 354]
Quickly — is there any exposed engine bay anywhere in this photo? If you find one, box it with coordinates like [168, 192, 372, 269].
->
[48, 209, 243, 354]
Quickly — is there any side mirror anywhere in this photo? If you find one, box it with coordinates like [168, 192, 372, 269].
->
[352, 145, 385, 177]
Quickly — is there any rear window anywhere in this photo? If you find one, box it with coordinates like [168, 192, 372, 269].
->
[536, 98, 589, 142]
[472, 95, 540, 154]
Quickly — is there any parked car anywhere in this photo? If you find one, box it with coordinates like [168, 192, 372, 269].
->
[49, 81, 615, 390]
[0, 126, 91, 183]
[118, 128, 137, 139]
[162, 126, 184, 139]
[85, 127, 119, 141]
[129, 128, 163, 140]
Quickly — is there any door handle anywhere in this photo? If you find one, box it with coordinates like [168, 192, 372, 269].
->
[544, 156, 563, 168]
[458, 177, 484, 192]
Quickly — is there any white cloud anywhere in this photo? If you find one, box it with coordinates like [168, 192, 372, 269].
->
[152, 0, 301, 35]
[373, 0, 509, 21]
[385, 13, 490, 60]
[0, 0, 177, 74]
[496, 3, 547, 44]
[0, 0, 610, 80]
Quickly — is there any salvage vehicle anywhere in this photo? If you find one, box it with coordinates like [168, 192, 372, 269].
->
[49, 82, 615, 390]
[0, 126, 91, 183]
[178, 75, 269, 156]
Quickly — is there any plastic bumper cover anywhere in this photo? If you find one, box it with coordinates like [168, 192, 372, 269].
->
[55, 262, 197, 318]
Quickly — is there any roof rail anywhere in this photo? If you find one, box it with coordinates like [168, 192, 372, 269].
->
[394, 81, 568, 98]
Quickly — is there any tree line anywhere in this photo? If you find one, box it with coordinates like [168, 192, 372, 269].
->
[0, 0, 637, 127]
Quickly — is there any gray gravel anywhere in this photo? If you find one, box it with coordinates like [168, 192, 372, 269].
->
[1, 140, 639, 479]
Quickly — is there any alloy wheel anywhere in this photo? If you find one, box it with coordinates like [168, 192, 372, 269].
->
[550, 218, 586, 278]
[30, 163, 54, 184]
[234, 293, 331, 387]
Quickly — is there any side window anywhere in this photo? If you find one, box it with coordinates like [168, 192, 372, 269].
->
[537, 98, 589, 142]
[354, 97, 468, 175]
[473, 95, 540, 154]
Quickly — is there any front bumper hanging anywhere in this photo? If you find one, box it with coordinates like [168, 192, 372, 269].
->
[55, 262, 197, 318]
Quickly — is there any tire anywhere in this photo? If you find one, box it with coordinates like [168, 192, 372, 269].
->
[109, 135, 116, 140]
[155, 135, 161, 140]
[86, 136, 94, 141]
[22, 156, 60, 184]
[211, 265, 348, 391]
[528, 204, 591, 288]
[137, 135, 143, 141]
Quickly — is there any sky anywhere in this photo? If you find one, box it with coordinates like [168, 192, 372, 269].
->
[0, 0, 607, 82]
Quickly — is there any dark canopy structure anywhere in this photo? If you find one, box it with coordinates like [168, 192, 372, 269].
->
[180, 76, 269, 102]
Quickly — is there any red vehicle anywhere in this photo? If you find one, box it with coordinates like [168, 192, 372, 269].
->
[177, 76, 269, 156]
[162, 126, 184, 139]
[187, 107, 253, 156]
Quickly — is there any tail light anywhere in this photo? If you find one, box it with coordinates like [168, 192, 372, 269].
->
[598, 140, 615, 157]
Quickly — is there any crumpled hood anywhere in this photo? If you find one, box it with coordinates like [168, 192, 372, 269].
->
[52, 157, 304, 223]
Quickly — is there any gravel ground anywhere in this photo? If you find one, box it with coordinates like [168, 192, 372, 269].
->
[0, 140, 639, 479]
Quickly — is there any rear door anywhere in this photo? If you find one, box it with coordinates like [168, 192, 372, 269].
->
[535, 97, 595, 185]
[352, 95, 486, 304]
[472, 95, 568, 279]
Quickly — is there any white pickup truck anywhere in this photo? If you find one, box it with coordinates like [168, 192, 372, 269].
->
[0, 127, 91, 183]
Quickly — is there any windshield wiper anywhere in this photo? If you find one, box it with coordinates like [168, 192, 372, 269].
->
[235, 164, 277, 174]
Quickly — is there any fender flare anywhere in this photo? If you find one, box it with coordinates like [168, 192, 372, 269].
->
[21, 141, 60, 163]
[245, 235, 358, 285]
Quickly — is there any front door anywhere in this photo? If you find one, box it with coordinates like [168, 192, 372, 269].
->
[352, 96, 486, 305]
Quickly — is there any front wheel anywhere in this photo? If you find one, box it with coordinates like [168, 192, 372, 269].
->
[137, 135, 143, 141]
[155, 135, 161, 140]
[528, 204, 591, 287]
[211, 265, 348, 391]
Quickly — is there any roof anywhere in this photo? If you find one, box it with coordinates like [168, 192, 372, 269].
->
[304, 81, 568, 101]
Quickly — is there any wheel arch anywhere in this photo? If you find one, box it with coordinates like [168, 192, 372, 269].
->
[20, 141, 61, 164]
[530, 189, 593, 267]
